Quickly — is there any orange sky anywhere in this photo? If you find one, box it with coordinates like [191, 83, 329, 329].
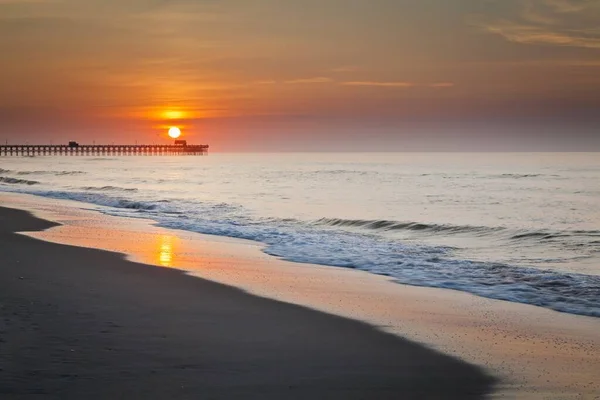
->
[1, 0, 599, 150]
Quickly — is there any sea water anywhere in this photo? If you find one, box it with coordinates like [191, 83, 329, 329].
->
[1, 152, 599, 316]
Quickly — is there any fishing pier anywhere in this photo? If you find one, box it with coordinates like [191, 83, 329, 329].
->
[0, 141, 209, 157]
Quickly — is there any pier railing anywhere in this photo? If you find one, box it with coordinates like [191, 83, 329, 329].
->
[0, 144, 209, 157]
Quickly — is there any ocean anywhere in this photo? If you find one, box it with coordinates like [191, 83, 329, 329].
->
[1, 152, 599, 317]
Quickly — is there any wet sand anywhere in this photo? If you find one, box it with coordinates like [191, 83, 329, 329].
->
[0, 205, 495, 399]
[3, 192, 600, 398]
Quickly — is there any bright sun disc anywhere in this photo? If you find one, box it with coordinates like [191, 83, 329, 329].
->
[168, 127, 181, 139]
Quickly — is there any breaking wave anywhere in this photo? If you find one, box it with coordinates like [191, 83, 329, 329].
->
[16, 170, 85, 176]
[311, 169, 377, 176]
[0, 168, 86, 176]
[81, 186, 138, 192]
[496, 173, 544, 179]
[316, 218, 504, 235]
[0, 176, 40, 185]
[510, 232, 568, 240]
[315, 218, 600, 246]
[485, 173, 562, 179]
[4, 190, 159, 211]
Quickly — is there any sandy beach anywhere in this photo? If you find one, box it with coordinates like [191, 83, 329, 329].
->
[2, 192, 600, 399]
[0, 203, 496, 398]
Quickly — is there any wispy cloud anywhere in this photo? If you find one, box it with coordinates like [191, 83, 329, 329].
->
[249, 78, 454, 89]
[522, 2, 558, 24]
[342, 81, 416, 88]
[428, 82, 455, 88]
[0, 0, 58, 3]
[543, 0, 591, 13]
[474, 19, 600, 49]
[472, 0, 600, 49]
[284, 77, 333, 84]
[331, 66, 360, 73]
[342, 81, 454, 89]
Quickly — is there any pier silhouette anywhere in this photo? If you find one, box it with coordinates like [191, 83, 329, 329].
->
[0, 142, 209, 157]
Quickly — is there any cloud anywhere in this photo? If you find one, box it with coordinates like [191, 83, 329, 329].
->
[330, 65, 360, 73]
[251, 78, 454, 89]
[283, 77, 333, 84]
[475, 19, 600, 49]
[0, 0, 58, 3]
[342, 81, 415, 88]
[253, 80, 277, 85]
[342, 81, 454, 88]
[543, 0, 591, 13]
[472, 0, 600, 49]
[428, 82, 455, 88]
[522, 3, 558, 24]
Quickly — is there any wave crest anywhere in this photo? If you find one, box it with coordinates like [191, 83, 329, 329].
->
[117, 199, 156, 210]
[15, 170, 85, 176]
[316, 218, 503, 235]
[0, 176, 40, 185]
[316, 218, 600, 244]
[81, 186, 138, 193]
[493, 173, 559, 179]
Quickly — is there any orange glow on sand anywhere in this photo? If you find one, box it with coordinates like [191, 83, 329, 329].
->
[168, 126, 182, 139]
[158, 234, 176, 267]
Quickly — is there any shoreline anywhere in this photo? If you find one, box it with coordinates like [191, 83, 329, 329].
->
[2, 192, 600, 398]
[0, 203, 496, 398]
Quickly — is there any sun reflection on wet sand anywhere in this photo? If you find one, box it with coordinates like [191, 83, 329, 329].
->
[158, 234, 176, 267]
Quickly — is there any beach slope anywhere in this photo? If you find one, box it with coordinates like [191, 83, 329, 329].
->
[0, 206, 495, 399]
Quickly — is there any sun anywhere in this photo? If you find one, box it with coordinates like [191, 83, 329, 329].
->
[168, 126, 181, 139]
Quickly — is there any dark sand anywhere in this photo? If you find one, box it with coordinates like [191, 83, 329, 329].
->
[0, 206, 496, 399]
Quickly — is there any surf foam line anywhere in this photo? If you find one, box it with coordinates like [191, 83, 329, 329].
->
[2, 187, 599, 318]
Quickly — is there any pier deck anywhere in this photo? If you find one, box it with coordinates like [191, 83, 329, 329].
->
[0, 144, 209, 157]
